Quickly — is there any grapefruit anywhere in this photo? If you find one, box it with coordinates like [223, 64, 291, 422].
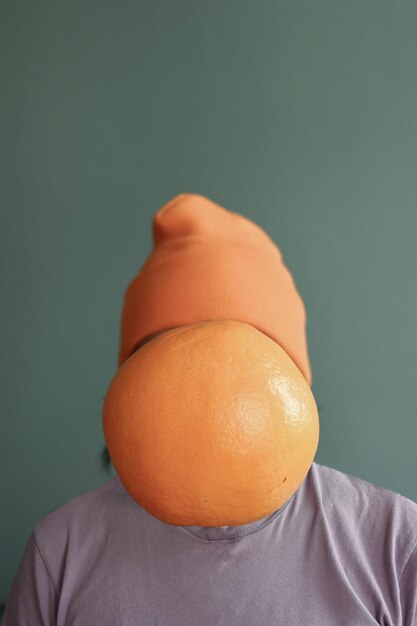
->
[103, 320, 319, 526]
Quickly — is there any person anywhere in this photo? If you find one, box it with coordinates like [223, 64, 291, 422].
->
[3, 194, 417, 626]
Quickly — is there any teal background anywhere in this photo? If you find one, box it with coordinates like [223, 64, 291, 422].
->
[1, 0, 417, 606]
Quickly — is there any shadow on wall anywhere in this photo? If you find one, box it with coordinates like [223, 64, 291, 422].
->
[101, 445, 112, 470]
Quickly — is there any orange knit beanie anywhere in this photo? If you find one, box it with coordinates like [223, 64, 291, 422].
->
[118, 193, 312, 386]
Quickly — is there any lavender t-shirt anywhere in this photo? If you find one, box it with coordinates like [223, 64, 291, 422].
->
[3, 462, 417, 625]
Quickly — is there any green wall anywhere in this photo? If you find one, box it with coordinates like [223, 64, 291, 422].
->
[1, 0, 417, 606]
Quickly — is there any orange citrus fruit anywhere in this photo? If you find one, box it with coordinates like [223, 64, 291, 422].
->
[102, 320, 319, 527]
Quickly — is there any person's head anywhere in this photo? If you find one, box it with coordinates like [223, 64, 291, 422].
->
[101, 194, 319, 526]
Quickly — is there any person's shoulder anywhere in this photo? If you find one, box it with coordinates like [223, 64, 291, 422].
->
[312, 461, 417, 511]
[26, 476, 135, 595]
[310, 461, 417, 558]
[33, 475, 130, 544]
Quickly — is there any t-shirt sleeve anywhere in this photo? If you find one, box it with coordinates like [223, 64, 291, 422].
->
[2, 531, 58, 626]
[399, 541, 417, 626]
